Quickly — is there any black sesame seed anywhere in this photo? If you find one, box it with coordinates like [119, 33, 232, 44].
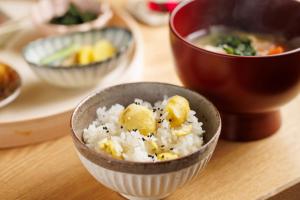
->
[169, 119, 172, 122]
[106, 130, 109, 133]
[148, 154, 154, 158]
[161, 145, 165, 148]
[120, 126, 123, 129]
[155, 153, 157, 156]
[170, 148, 174, 150]
[162, 155, 165, 158]
[142, 138, 145, 141]
[160, 113, 163, 117]
[153, 108, 156, 112]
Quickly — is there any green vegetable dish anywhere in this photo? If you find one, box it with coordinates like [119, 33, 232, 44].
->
[50, 3, 98, 25]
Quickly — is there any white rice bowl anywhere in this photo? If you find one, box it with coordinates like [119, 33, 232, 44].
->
[83, 96, 205, 162]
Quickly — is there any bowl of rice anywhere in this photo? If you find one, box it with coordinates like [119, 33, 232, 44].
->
[71, 82, 221, 200]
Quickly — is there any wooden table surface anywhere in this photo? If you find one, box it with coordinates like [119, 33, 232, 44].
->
[1, 1, 300, 200]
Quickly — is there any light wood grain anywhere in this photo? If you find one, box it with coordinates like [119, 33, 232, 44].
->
[1, 1, 300, 200]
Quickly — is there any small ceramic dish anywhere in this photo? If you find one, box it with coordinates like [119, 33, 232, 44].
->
[71, 82, 221, 200]
[0, 63, 21, 108]
[23, 27, 133, 88]
[31, 0, 113, 36]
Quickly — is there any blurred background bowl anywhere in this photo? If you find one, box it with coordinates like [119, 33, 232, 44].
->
[170, 0, 300, 141]
[23, 27, 133, 88]
[31, 0, 113, 36]
[0, 63, 21, 108]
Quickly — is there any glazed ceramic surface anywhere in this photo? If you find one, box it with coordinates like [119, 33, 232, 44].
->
[23, 27, 133, 88]
[71, 82, 221, 200]
[170, 0, 300, 141]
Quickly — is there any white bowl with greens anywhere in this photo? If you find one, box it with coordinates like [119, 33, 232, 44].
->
[31, 0, 113, 36]
[23, 27, 133, 88]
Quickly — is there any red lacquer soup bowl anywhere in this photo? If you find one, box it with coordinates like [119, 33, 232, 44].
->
[170, 0, 300, 141]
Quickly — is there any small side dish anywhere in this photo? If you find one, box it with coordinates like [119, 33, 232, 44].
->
[31, 0, 112, 35]
[23, 27, 133, 88]
[83, 95, 204, 162]
[0, 63, 21, 107]
[50, 3, 98, 26]
[188, 25, 288, 56]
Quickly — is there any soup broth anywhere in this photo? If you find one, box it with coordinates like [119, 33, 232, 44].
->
[188, 26, 289, 56]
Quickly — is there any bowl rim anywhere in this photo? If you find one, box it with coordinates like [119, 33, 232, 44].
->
[70, 82, 221, 174]
[22, 26, 134, 71]
[169, 0, 300, 59]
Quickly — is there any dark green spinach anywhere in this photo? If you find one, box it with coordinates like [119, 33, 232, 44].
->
[216, 35, 256, 56]
[50, 3, 98, 25]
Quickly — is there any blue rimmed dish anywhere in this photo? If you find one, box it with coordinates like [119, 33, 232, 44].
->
[23, 27, 133, 88]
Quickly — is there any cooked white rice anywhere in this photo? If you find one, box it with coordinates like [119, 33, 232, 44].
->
[83, 97, 204, 162]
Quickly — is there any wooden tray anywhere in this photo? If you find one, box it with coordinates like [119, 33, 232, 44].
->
[0, 7, 143, 148]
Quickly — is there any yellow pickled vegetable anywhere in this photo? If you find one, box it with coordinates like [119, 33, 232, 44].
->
[119, 104, 156, 136]
[157, 152, 178, 161]
[93, 40, 116, 62]
[98, 138, 123, 159]
[172, 124, 192, 137]
[165, 95, 190, 127]
[77, 46, 94, 65]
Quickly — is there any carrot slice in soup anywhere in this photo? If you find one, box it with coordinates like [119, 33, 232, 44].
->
[268, 46, 284, 55]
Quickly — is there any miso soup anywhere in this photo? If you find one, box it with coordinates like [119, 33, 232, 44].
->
[187, 26, 289, 56]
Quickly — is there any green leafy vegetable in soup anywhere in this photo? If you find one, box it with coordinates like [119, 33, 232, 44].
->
[216, 35, 256, 56]
[188, 26, 287, 56]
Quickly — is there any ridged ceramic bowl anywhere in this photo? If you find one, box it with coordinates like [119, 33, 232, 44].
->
[23, 27, 133, 88]
[71, 82, 221, 200]
[31, 0, 113, 36]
